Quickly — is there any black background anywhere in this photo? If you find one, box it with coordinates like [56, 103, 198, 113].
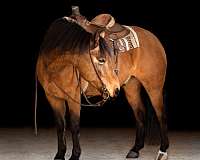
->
[1, 0, 200, 130]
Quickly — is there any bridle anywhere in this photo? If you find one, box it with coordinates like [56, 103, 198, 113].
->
[66, 41, 110, 107]
[54, 46, 110, 107]
[77, 43, 110, 107]
[78, 35, 121, 106]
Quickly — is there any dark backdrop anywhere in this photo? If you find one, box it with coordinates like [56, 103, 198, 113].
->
[1, 0, 200, 129]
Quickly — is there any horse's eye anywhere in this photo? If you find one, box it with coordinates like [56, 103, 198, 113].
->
[98, 58, 106, 64]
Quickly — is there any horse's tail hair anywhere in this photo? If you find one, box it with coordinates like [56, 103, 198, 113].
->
[144, 90, 164, 145]
[34, 70, 38, 136]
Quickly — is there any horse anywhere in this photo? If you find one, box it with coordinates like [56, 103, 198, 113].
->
[35, 16, 120, 160]
[67, 9, 169, 160]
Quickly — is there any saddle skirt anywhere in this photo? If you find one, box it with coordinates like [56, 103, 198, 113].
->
[113, 26, 140, 53]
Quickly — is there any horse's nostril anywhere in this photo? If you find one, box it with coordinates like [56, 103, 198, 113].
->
[115, 88, 120, 96]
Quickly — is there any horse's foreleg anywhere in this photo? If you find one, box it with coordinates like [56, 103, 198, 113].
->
[146, 89, 169, 160]
[46, 95, 66, 160]
[123, 78, 145, 158]
[67, 98, 81, 160]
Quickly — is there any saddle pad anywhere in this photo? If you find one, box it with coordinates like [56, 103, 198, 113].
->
[116, 26, 140, 52]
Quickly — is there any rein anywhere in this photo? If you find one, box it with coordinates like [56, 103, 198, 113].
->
[76, 68, 109, 107]
[80, 85, 108, 107]
[53, 68, 108, 107]
[78, 43, 110, 107]
[58, 43, 110, 107]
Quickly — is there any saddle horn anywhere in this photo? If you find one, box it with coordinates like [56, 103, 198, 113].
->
[72, 6, 81, 15]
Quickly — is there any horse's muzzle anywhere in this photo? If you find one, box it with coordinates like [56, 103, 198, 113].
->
[101, 86, 119, 100]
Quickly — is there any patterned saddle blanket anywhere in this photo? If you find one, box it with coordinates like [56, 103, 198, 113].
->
[111, 26, 140, 53]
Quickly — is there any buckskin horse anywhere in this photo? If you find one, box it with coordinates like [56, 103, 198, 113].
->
[35, 6, 169, 160]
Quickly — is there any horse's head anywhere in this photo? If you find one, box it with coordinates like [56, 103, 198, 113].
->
[77, 32, 120, 98]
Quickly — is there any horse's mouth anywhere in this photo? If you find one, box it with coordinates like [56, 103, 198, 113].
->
[102, 87, 120, 100]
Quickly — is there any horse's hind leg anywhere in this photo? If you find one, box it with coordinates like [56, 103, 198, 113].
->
[145, 88, 169, 160]
[46, 94, 66, 160]
[123, 77, 145, 158]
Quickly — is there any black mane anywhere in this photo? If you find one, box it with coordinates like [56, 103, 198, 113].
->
[40, 17, 93, 55]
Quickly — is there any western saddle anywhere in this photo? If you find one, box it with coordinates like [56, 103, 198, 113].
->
[70, 6, 139, 53]
[90, 14, 130, 40]
[70, 6, 129, 40]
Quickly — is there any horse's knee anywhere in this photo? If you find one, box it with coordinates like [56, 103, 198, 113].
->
[70, 114, 80, 132]
[135, 109, 145, 124]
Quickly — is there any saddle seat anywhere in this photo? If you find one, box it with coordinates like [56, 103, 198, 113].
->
[90, 14, 140, 53]
[90, 14, 115, 28]
[90, 14, 130, 39]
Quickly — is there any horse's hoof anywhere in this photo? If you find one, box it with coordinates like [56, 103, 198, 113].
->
[68, 155, 79, 160]
[126, 150, 139, 158]
[155, 150, 168, 160]
[54, 154, 65, 160]
[54, 158, 65, 160]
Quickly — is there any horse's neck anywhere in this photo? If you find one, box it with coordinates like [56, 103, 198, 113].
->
[43, 53, 79, 73]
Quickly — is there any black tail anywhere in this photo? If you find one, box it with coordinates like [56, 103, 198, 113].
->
[34, 71, 38, 136]
[145, 102, 160, 145]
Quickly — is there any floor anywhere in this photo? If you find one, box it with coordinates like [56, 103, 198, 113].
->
[0, 128, 200, 160]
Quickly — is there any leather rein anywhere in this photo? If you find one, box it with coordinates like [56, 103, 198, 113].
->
[61, 43, 110, 107]
[77, 47, 110, 107]
[78, 37, 120, 107]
